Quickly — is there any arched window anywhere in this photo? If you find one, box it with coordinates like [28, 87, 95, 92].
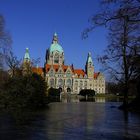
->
[75, 80, 78, 86]
[80, 80, 83, 87]
[84, 81, 87, 86]
[58, 79, 63, 87]
[84, 81, 87, 88]
[50, 78, 54, 87]
[49, 69, 54, 77]
[66, 79, 71, 87]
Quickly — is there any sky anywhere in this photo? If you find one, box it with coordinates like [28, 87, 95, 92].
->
[0, 0, 108, 72]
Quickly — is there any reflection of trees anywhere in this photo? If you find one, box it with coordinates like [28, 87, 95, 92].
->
[0, 109, 47, 139]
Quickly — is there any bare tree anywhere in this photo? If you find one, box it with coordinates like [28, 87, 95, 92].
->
[0, 14, 12, 69]
[32, 58, 40, 67]
[83, 0, 140, 108]
[5, 51, 21, 76]
[0, 14, 12, 91]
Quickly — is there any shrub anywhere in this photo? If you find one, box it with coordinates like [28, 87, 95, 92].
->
[79, 89, 95, 96]
[0, 73, 48, 109]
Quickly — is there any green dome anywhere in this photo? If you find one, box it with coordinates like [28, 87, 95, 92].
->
[49, 43, 63, 53]
[49, 33, 64, 53]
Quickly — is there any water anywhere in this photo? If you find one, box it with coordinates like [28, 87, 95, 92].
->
[61, 95, 124, 103]
[0, 102, 140, 140]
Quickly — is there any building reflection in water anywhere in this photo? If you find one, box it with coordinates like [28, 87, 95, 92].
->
[60, 93, 79, 103]
[94, 97, 105, 103]
[45, 102, 106, 140]
[61, 94, 106, 103]
[1, 101, 140, 139]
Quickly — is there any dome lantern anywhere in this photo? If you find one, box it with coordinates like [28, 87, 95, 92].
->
[49, 33, 64, 54]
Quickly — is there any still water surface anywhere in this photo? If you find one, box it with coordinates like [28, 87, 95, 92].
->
[0, 101, 140, 140]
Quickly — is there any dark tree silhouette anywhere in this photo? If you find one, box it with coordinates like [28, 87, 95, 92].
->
[0, 14, 12, 93]
[0, 14, 12, 69]
[5, 51, 21, 76]
[83, 0, 140, 109]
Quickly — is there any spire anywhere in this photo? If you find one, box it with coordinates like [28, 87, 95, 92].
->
[52, 32, 58, 44]
[24, 48, 30, 62]
[85, 52, 94, 78]
[54, 32, 57, 36]
[87, 52, 93, 64]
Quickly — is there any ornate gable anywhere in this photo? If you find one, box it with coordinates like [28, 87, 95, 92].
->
[48, 65, 55, 77]
[57, 66, 64, 74]
[65, 66, 73, 77]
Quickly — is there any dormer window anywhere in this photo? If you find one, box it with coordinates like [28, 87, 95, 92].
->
[66, 70, 71, 77]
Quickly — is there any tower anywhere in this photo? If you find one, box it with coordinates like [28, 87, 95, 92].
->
[46, 33, 64, 65]
[24, 48, 30, 62]
[22, 48, 31, 75]
[85, 52, 94, 78]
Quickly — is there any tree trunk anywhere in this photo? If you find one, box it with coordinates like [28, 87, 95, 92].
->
[124, 16, 129, 107]
[123, 85, 129, 108]
[119, 16, 129, 110]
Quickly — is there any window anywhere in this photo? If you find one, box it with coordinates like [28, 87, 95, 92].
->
[84, 81, 87, 88]
[54, 53, 59, 64]
[58, 79, 63, 87]
[66, 79, 71, 87]
[84, 81, 87, 86]
[75, 80, 78, 86]
[75, 87, 78, 90]
[66, 70, 71, 77]
[49, 69, 54, 77]
[50, 79, 54, 87]
[80, 80, 83, 87]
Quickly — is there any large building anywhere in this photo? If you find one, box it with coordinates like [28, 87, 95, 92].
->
[28, 33, 105, 94]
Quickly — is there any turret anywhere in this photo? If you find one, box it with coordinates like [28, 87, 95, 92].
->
[85, 52, 94, 78]
[24, 48, 30, 62]
[52, 32, 58, 44]
[22, 48, 31, 75]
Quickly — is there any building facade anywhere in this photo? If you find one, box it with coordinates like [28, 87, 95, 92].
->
[31, 33, 105, 94]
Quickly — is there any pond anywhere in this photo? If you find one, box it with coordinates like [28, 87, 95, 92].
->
[0, 101, 140, 140]
[60, 95, 125, 103]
